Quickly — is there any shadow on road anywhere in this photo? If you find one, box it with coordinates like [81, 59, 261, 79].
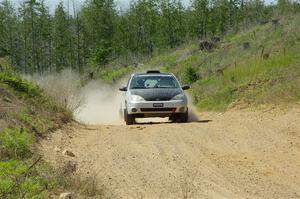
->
[133, 110, 213, 125]
[135, 119, 212, 125]
[188, 111, 212, 123]
[134, 113, 213, 125]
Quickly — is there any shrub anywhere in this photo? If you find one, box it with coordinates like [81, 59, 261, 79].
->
[0, 74, 41, 97]
[17, 111, 54, 135]
[0, 128, 32, 160]
[181, 66, 199, 84]
[0, 160, 47, 199]
[91, 41, 113, 67]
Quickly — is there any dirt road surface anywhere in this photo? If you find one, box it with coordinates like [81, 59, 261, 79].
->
[41, 106, 300, 199]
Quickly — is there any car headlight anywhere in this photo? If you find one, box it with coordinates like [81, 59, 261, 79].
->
[130, 95, 145, 101]
[171, 93, 185, 100]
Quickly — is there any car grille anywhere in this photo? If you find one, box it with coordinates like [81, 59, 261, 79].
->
[140, 108, 175, 112]
[145, 97, 172, 101]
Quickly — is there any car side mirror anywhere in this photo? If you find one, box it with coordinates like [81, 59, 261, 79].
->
[119, 86, 127, 92]
[182, 85, 190, 90]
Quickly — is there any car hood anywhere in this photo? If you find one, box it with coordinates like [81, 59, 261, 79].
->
[130, 88, 182, 101]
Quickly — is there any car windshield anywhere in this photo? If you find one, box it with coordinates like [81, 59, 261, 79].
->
[130, 75, 180, 89]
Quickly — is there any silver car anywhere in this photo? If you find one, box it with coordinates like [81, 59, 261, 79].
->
[119, 70, 190, 125]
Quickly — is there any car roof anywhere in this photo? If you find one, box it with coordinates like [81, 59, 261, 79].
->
[133, 72, 173, 77]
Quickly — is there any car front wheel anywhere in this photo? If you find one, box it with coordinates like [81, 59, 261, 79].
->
[124, 109, 135, 125]
[179, 110, 189, 123]
[170, 109, 189, 123]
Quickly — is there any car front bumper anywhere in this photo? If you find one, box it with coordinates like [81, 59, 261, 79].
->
[126, 100, 188, 115]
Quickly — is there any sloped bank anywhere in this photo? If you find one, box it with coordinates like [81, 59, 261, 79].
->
[0, 61, 100, 198]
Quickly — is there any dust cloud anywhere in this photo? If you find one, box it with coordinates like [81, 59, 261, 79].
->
[22, 70, 83, 112]
[74, 80, 124, 125]
[23, 70, 127, 125]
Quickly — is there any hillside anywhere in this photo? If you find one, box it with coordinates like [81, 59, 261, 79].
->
[101, 14, 300, 111]
[160, 14, 300, 110]
[0, 58, 86, 198]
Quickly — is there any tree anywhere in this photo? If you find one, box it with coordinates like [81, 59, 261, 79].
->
[0, 1, 18, 67]
[36, 0, 52, 72]
[72, 0, 83, 73]
[244, 0, 266, 25]
[124, 0, 159, 56]
[81, 0, 116, 65]
[190, 0, 210, 38]
[277, 0, 289, 13]
[53, 2, 72, 72]
[159, 0, 186, 48]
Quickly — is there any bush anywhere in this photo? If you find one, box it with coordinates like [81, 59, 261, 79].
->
[17, 111, 54, 135]
[0, 128, 32, 160]
[0, 74, 41, 97]
[0, 160, 47, 199]
[181, 66, 199, 84]
[91, 41, 113, 67]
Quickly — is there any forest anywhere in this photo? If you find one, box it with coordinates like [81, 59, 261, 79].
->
[0, 0, 299, 74]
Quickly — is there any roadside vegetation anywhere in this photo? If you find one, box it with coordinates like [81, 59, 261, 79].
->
[0, 58, 102, 198]
[164, 14, 300, 111]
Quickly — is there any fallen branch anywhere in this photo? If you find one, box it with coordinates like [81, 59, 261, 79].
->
[24, 156, 42, 177]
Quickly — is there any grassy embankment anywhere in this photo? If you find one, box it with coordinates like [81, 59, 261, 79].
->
[0, 59, 100, 198]
[99, 14, 300, 111]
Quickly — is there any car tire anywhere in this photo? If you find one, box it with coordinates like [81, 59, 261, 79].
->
[124, 109, 135, 125]
[179, 110, 189, 123]
[170, 109, 189, 123]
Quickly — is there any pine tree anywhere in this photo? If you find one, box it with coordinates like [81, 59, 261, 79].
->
[159, 0, 186, 48]
[191, 0, 210, 38]
[0, 1, 18, 67]
[53, 2, 72, 72]
[81, 0, 116, 67]
[36, 0, 52, 72]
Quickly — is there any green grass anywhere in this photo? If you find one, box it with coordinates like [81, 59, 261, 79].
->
[0, 74, 42, 98]
[192, 47, 300, 110]
[0, 159, 78, 199]
[0, 59, 105, 198]
[197, 86, 237, 111]
[0, 65, 74, 198]
[99, 66, 133, 82]
[0, 160, 47, 199]
[17, 110, 55, 135]
[0, 128, 32, 160]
